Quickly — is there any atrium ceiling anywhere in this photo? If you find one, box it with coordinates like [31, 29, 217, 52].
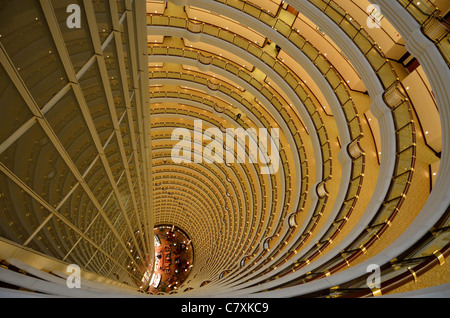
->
[0, 0, 448, 297]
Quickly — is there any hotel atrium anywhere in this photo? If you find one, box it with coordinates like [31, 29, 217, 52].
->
[0, 0, 449, 298]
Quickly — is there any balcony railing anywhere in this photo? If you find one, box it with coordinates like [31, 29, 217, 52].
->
[183, 0, 417, 288]
[395, 0, 450, 66]
[147, 6, 365, 283]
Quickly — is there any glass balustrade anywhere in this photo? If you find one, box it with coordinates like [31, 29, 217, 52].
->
[147, 0, 418, 287]
[397, 0, 450, 65]
[147, 14, 359, 140]
[148, 64, 301, 187]
[146, 10, 362, 281]
[320, 215, 450, 297]
[150, 99, 279, 209]
[148, 74, 312, 278]
[215, 0, 417, 287]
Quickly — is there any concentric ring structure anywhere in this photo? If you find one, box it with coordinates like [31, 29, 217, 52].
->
[0, 0, 448, 298]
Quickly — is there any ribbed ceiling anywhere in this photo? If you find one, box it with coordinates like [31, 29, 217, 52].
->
[0, 0, 448, 297]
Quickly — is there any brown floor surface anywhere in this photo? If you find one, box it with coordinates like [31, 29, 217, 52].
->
[148, 226, 194, 294]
